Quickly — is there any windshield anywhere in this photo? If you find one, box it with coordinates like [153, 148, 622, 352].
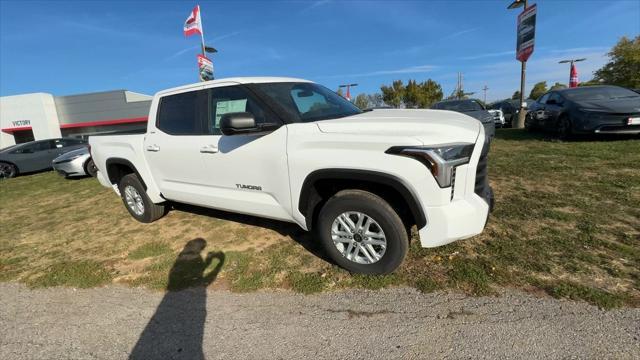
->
[251, 82, 362, 122]
[563, 87, 640, 101]
[434, 100, 484, 112]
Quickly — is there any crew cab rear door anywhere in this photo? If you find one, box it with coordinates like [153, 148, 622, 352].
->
[143, 85, 217, 201]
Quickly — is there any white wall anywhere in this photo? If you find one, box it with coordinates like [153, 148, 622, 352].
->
[0, 93, 61, 148]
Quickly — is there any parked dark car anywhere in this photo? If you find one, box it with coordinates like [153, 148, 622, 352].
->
[432, 99, 495, 139]
[488, 99, 535, 127]
[526, 86, 640, 138]
[0, 138, 87, 179]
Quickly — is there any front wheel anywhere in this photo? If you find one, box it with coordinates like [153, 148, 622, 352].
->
[524, 114, 535, 132]
[0, 162, 17, 179]
[118, 173, 166, 223]
[85, 158, 98, 177]
[558, 115, 573, 140]
[316, 189, 408, 274]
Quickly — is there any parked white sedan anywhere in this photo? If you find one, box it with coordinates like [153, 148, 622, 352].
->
[487, 109, 506, 128]
[52, 147, 98, 178]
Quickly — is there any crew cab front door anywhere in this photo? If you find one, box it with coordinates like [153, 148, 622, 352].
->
[197, 85, 292, 221]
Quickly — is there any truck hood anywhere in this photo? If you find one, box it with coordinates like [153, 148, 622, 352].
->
[316, 109, 482, 144]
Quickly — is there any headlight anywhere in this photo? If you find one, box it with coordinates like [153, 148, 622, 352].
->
[386, 143, 474, 188]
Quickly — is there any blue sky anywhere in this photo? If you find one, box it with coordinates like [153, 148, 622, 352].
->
[1, 0, 638, 102]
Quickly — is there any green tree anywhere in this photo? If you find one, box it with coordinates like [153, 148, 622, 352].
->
[511, 90, 521, 100]
[550, 82, 567, 90]
[416, 79, 443, 107]
[336, 88, 344, 97]
[381, 80, 405, 108]
[367, 93, 384, 107]
[404, 80, 421, 108]
[529, 81, 548, 100]
[593, 36, 640, 88]
[354, 93, 370, 110]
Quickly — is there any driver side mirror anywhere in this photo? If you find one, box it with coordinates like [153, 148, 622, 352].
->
[220, 112, 257, 136]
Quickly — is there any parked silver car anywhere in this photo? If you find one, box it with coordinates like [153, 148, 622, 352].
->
[52, 147, 98, 178]
[0, 138, 87, 179]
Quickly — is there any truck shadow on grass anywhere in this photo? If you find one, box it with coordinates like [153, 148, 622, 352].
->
[130, 238, 224, 360]
[170, 202, 334, 265]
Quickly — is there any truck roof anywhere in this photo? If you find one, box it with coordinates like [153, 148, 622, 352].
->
[156, 77, 313, 96]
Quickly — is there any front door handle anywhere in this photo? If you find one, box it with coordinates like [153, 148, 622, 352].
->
[146, 145, 160, 152]
[199, 145, 218, 154]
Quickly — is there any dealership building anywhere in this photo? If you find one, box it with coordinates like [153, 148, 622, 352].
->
[0, 90, 152, 149]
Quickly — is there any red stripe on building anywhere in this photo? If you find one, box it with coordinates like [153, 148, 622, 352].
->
[59, 116, 148, 129]
[1, 126, 33, 133]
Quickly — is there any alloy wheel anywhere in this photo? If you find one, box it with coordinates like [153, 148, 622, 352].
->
[124, 185, 145, 216]
[331, 211, 387, 264]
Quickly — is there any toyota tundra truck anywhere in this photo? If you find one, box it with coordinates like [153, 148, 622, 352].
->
[89, 77, 493, 274]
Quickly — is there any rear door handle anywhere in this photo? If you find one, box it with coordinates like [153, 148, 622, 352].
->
[146, 145, 160, 152]
[199, 145, 218, 154]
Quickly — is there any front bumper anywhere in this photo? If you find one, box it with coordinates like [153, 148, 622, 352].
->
[417, 193, 490, 247]
[574, 113, 640, 134]
[52, 158, 86, 177]
[416, 134, 492, 248]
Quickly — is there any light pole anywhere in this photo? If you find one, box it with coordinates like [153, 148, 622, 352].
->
[508, 0, 528, 129]
[559, 58, 586, 87]
[482, 85, 489, 104]
[339, 83, 358, 101]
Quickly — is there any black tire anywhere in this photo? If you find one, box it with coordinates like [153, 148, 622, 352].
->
[316, 189, 408, 274]
[524, 114, 535, 132]
[0, 162, 17, 179]
[84, 158, 98, 177]
[118, 173, 165, 223]
[558, 115, 573, 140]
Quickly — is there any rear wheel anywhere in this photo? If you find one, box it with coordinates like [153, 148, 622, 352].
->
[316, 189, 408, 274]
[0, 162, 17, 179]
[118, 173, 165, 223]
[84, 158, 98, 177]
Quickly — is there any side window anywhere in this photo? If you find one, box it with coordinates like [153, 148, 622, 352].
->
[35, 141, 54, 152]
[209, 86, 269, 135]
[57, 138, 85, 147]
[548, 92, 563, 105]
[538, 93, 551, 104]
[157, 90, 207, 135]
[11, 143, 38, 154]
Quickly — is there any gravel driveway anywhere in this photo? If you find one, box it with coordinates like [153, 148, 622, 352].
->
[1, 283, 638, 359]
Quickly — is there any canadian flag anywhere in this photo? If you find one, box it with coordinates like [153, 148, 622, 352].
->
[569, 63, 579, 88]
[184, 5, 203, 37]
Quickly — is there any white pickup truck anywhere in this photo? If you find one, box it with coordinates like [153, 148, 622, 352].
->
[90, 77, 493, 274]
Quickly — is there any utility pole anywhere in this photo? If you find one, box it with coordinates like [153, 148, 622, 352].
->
[482, 85, 489, 104]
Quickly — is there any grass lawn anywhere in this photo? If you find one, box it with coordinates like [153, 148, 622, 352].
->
[1, 129, 639, 308]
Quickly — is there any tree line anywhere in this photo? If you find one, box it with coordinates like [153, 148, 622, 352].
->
[346, 35, 639, 109]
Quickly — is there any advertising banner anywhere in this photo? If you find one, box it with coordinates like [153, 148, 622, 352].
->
[516, 4, 537, 62]
[197, 54, 214, 82]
